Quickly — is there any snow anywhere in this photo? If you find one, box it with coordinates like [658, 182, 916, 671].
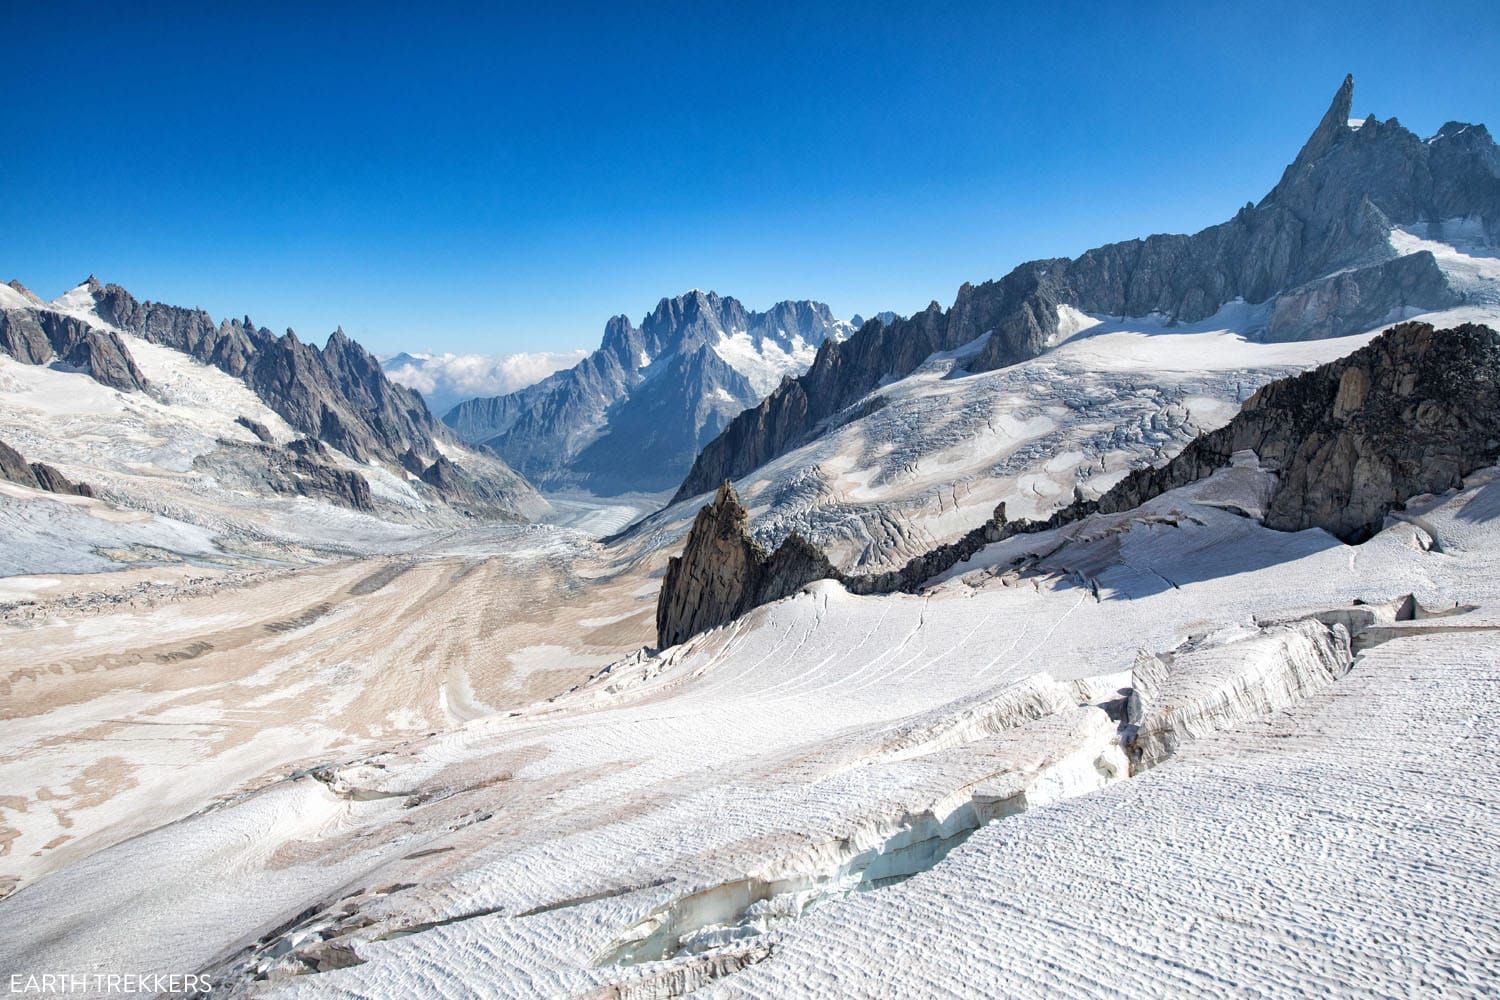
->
[3, 458, 1498, 996]
[0, 294, 504, 574]
[1390, 221, 1500, 306]
[541, 490, 671, 535]
[1045, 303, 1103, 346]
[126, 333, 299, 443]
[0, 482, 229, 575]
[677, 298, 1388, 571]
[0, 283, 37, 310]
[0, 350, 445, 574]
[711, 328, 819, 397]
[49, 282, 101, 318]
[4, 247, 1500, 995]
[708, 629, 1500, 998]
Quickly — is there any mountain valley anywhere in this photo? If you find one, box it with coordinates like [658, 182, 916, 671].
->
[3, 74, 1500, 1000]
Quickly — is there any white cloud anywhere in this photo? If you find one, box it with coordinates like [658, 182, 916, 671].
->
[383, 349, 587, 413]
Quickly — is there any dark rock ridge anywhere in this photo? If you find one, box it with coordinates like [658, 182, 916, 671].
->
[0, 304, 148, 393]
[285, 438, 376, 511]
[415, 453, 531, 519]
[235, 416, 276, 443]
[0, 278, 541, 517]
[90, 280, 444, 468]
[0, 437, 95, 497]
[197, 436, 375, 511]
[673, 75, 1499, 503]
[446, 291, 850, 494]
[656, 482, 838, 648]
[656, 322, 1500, 647]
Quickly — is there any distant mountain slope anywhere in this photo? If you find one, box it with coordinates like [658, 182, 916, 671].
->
[658, 320, 1500, 646]
[675, 75, 1500, 502]
[0, 278, 545, 523]
[382, 348, 588, 415]
[445, 290, 853, 494]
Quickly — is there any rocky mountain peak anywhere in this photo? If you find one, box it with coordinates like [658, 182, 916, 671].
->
[659, 321, 1500, 646]
[656, 481, 837, 648]
[446, 289, 853, 494]
[642, 290, 749, 353]
[2, 276, 540, 515]
[601, 313, 636, 344]
[1292, 73, 1355, 169]
[0, 280, 150, 393]
[674, 77, 1500, 503]
[6, 280, 42, 304]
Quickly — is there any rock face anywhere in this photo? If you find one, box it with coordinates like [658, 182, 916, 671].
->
[284, 438, 375, 511]
[673, 75, 1500, 503]
[416, 453, 529, 519]
[656, 322, 1500, 646]
[0, 277, 543, 519]
[1193, 321, 1500, 540]
[656, 482, 837, 648]
[92, 281, 446, 469]
[1265, 251, 1459, 342]
[0, 306, 148, 392]
[446, 291, 852, 494]
[234, 416, 275, 443]
[0, 437, 95, 497]
[197, 437, 375, 511]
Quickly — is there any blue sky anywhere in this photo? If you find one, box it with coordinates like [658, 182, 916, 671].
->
[8, 2, 1499, 356]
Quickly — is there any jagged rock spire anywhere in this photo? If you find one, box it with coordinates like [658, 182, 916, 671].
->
[656, 481, 839, 648]
[1286, 74, 1355, 175]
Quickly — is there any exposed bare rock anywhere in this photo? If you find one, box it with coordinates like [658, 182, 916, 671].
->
[1228, 321, 1500, 539]
[673, 75, 1499, 503]
[199, 437, 374, 511]
[1265, 250, 1460, 342]
[417, 454, 528, 520]
[0, 307, 149, 393]
[0, 438, 34, 485]
[234, 415, 275, 443]
[0, 437, 95, 497]
[656, 482, 838, 648]
[657, 322, 1500, 645]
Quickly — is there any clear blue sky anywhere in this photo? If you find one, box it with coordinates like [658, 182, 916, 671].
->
[8, 1, 1499, 355]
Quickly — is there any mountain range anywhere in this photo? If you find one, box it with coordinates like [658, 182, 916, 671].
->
[0, 277, 544, 524]
[8, 71, 1500, 999]
[444, 290, 857, 493]
[674, 75, 1500, 502]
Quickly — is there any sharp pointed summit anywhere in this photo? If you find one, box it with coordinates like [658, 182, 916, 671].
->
[674, 74, 1498, 502]
[1297, 72, 1356, 165]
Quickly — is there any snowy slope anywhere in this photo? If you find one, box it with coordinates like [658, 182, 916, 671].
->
[4, 458, 1496, 996]
[0, 289, 482, 576]
[638, 229, 1500, 572]
[710, 323, 829, 397]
